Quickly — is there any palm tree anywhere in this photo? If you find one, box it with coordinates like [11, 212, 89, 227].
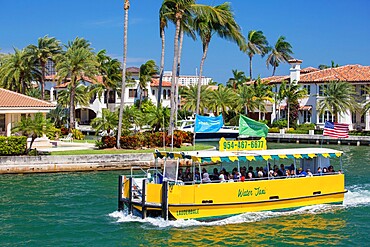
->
[95, 50, 122, 108]
[280, 81, 307, 128]
[243, 30, 269, 80]
[362, 86, 370, 115]
[47, 105, 69, 128]
[194, 2, 246, 116]
[91, 108, 118, 135]
[57, 84, 91, 109]
[207, 84, 237, 117]
[12, 113, 53, 152]
[317, 81, 358, 123]
[139, 60, 158, 108]
[145, 104, 170, 132]
[266, 36, 293, 76]
[235, 84, 259, 115]
[117, 0, 130, 148]
[180, 84, 211, 115]
[55, 38, 98, 131]
[27, 35, 62, 100]
[226, 69, 247, 90]
[0, 48, 40, 94]
[157, 9, 168, 108]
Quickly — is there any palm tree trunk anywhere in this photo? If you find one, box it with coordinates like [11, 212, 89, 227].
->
[287, 102, 290, 129]
[196, 42, 209, 115]
[272, 65, 276, 76]
[157, 28, 165, 108]
[175, 28, 184, 126]
[258, 105, 261, 120]
[117, 0, 130, 149]
[249, 54, 253, 80]
[70, 83, 76, 131]
[169, 17, 181, 137]
[106, 88, 110, 109]
[41, 61, 46, 100]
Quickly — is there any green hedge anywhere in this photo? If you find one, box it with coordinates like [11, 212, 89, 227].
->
[0, 136, 27, 156]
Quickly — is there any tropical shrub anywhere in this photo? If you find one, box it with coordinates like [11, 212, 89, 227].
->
[72, 129, 84, 140]
[296, 123, 315, 130]
[271, 119, 287, 128]
[0, 136, 27, 156]
[268, 127, 280, 133]
[101, 136, 117, 148]
[46, 126, 61, 140]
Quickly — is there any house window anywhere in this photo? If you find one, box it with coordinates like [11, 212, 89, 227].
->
[143, 89, 148, 97]
[152, 90, 155, 96]
[361, 114, 365, 123]
[167, 89, 171, 98]
[319, 85, 326, 96]
[360, 85, 366, 95]
[108, 91, 116, 103]
[0, 114, 5, 131]
[352, 112, 357, 123]
[129, 89, 137, 98]
[303, 111, 311, 123]
[319, 111, 334, 123]
[303, 85, 311, 95]
[163, 89, 166, 99]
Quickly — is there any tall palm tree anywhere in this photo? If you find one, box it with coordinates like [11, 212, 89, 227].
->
[57, 84, 91, 109]
[145, 104, 170, 132]
[139, 60, 158, 108]
[194, 2, 246, 115]
[180, 84, 211, 115]
[280, 81, 307, 128]
[27, 35, 62, 100]
[47, 105, 69, 128]
[243, 30, 269, 80]
[160, 0, 196, 137]
[117, 0, 130, 148]
[317, 81, 358, 123]
[55, 38, 98, 131]
[0, 48, 39, 94]
[207, 84, 237, 117]
[266, 36, 293, 76]
[157, 8, 168, 108]
[226, 69, 247, 90]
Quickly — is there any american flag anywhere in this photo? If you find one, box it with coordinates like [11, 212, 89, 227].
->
[323, 121, 349, 138]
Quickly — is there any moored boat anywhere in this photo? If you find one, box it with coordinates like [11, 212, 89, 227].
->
[118, 138, 347, 221]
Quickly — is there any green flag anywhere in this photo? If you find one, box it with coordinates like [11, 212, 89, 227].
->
[239, 115, 269, 137]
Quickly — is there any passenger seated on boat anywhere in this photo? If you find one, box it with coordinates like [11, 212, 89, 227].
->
[194, 168, 201, 181]
[269, 170, 274, 179]
[338, 169, 342, 174]
[202, 172, 212, 183]
[289, 164, 296, 176]
[297, 168, 307, 177]
[328, 165, 335, 173]
[317, 167, 322, 175]
[257, 168, 264, 178]
[221, 168, 229, 179]
[178, 168, 184, 181]
[240, 175, 245, 182]
[322, 167, 328, 173]
[211, 168, 219, 181]
[285, 170, 291, 177]
[219, 170, 226, 182]
[247, 171, 254, 180]
[228, 174, 235, 182]
[279, 164, 286, 176]
[183, 167, 192, 182]
[306, 169, 313, 177]
[248, 166, 256, 178]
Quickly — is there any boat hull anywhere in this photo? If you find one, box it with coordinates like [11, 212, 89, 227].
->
[123, 174, 346, 221]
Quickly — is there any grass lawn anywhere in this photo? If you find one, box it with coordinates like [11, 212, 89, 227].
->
[50, 144, 215, 155]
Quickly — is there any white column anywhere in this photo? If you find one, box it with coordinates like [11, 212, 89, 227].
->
[50, 87, 55, 102]
[5, 114, 11, 137]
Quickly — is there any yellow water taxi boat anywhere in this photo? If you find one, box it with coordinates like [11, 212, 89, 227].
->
[118, 139, 346, 221]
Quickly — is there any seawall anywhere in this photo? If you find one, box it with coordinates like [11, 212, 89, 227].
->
[0, 154, 154, 174]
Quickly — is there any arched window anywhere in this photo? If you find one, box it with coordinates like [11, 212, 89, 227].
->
[167, 89, 171, 98]
[163, 89, 166, 99]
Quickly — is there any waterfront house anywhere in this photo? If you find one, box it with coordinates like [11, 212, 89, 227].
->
[0, 88, 55, 136]
[260, 60, 370, 130]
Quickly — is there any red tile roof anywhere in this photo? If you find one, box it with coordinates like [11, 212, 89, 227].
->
[46, 75, 104, 88]
[299, 65, 370, 82]
[260, 64, 370, 84]
[0, 88, 55, 108]
[150, 78, 173, 87]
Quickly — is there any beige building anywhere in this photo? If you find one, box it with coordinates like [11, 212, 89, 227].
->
[0, 88, 55, 136]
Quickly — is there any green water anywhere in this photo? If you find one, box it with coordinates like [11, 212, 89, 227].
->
[0, 143, 369, 246]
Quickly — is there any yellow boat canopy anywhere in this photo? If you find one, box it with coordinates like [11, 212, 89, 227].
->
[154, 148, 343, 164]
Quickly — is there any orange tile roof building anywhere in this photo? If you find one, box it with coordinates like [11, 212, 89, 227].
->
[259, 60, 370, 130]
[0, 88, 56, 136]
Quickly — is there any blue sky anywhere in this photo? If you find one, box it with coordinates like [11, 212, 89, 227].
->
[1, 0, 370, 83]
